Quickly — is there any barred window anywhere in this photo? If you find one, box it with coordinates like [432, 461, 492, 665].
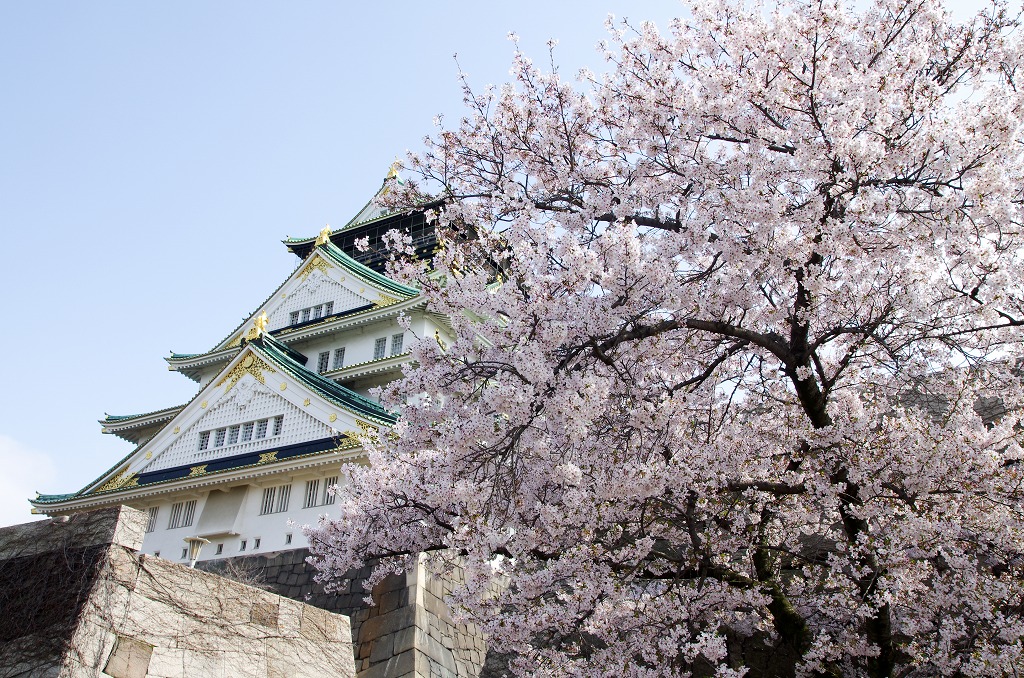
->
[333, 347, 346, 369]
[198, 431, 210, 450]
[214, 429, 226, 447]
[303, 479, 321, 509]
[227, 425, 240, 445]
[272, 415, 284, 436]
[260, 485, 291, 515]
[289, 311, 300, 325]
[255, 419, 268, 439]
[167, 500, 196, 529]
[301, 308, 311, 322]
[313, 304, 323, 319]
[324, 301, 334, 315]
[391, 333, 404, 355]
[373, 337, 387, 360]
[241, 422, 254, 442]
[145, 506, 159, 533]
[317, 351, 330, 373]
[322, 476, 339, 505]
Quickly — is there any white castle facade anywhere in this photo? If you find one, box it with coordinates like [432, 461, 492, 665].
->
[31, 172, 448, 567]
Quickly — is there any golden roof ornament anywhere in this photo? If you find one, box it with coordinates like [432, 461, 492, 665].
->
[386, 159, 402, 180]
[246, 311, 270, 340]
[314, 224, 332, 247]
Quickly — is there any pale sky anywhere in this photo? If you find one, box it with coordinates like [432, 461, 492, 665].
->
[0, 0, 986, 526]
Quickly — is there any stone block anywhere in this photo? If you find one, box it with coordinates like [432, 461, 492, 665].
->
[368, 633, 395, 663]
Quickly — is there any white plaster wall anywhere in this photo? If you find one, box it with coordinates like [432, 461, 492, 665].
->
[136, 467, 349, 563]
[290, 318, 408, 371]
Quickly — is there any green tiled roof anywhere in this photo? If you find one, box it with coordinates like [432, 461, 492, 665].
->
[102, 405, 183, 425]
[318, 241, 419, 298]
[255, 333, 398, 426]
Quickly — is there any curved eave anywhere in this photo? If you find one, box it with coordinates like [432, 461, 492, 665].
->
[101, 405, 184, 429]
[101, 405, 186, 443]
[32, 444, 369, 514]
[274, 296, 426, 343]
[166, 346, 242, 382]
[326, 352, 411, 384]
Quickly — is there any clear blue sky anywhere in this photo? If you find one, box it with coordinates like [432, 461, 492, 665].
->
[0, 0, 981, 526]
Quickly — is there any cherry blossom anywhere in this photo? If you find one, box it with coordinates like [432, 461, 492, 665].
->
[308, 1, 1024, 674]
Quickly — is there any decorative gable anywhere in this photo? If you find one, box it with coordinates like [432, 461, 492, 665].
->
[266, 266, 370, 331]
[144, 373, 333, 472]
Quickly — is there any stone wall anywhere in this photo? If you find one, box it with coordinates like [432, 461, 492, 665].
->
[199, 550, 490, 677]
[0, 508, 355, 678]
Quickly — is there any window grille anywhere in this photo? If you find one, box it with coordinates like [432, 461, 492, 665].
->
[313, 304, 323, 319]
[255, 419, 268, 439]
[241, 422, 254, 442]
[333, 347, 345, 369]
[373, 337, 386, 360]
[290, 311, 300, 325]
[260, 485, 291, 514]
[322, 476, 339, 505]
[272, 415, 284, 436]
[198, 431, 210, 450]
[167, 500, 196, 529]
[303, 479, 320, 509]
[324, 301, 334, 315]
[391, 333, 404, 355]
[317, 351, 330, 373]
[145, 506, 159, 533]
[301, 308, 311, 322]
[227, 425, 240, 445]
[214, 429, 226, 447]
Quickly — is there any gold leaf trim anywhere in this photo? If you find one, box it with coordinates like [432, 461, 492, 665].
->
[258, 451, 278, 464]
[188, 465, 208, 477]
[96, 468, 137, 493]
[299, 255, 331, 281]
[216, 354, 277, 393]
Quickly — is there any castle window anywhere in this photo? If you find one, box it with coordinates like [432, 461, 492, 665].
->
[373, 337, 387, 360]
[324, 301, 334, 315]
[241, 422, 254, 442]
[254, 537, 261, 549]
[227, 425, 240, 445]
[214, 428, 226, 447]
[255, 419, 268, 439]
[313, 304, 323, 319]
[145, 506, 159, 533]
[323, 476, 339, 505]
[290, 311, 300, 325]
[317, 351, 330, 373]
[239, 539, 247, 551]
[167, 500, 196, 529]
[198, 431, 210, 450]
[272, 415, 284, 436]
[303, 479, 321, 509]
[181, 548, 187, 559]
[215, 543, 224, 555]
[285, 533, 293, 545]
[391, 333, 404, 355]
[333, 347, 346, 369]
[260, 484, 291, 515]
[301, 308, 311, 322]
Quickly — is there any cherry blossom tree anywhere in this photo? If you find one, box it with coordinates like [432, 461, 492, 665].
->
[308, 0, 1024, 675]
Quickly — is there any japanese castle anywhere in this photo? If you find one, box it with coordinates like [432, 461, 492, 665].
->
[31, 170, 446, 565]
